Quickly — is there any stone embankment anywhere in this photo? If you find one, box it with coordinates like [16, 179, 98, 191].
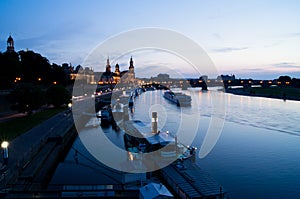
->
[0, 110, 76, 195]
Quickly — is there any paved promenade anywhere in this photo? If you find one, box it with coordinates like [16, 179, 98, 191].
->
[0, 110, 74, 191]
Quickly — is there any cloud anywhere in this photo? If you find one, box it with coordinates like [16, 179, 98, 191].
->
[212, 47, 248, 53]
[288, 32, 300, 38]
[224, 68, 297, 80]
[272, 62, 300, 69]
[135, 64, 188, 78]
[263, 41, 283, 48]
[221, 63, 300, 79]
[212, 33, 222, 40]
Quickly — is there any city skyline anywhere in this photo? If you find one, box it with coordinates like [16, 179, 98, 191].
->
[1, 0, 300, 79]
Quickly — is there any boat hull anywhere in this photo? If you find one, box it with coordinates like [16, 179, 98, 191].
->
[163, 91, 191, 106]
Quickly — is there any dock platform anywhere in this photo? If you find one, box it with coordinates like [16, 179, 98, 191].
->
[160, 159, 227, 199]
[123, 120, 227, 198]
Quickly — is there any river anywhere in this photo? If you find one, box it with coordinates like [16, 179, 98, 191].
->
[50, 88, 300, 199]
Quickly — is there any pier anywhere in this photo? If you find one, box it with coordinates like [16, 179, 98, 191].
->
[161, 159, 226, 199]
[122, 109, 227, 199]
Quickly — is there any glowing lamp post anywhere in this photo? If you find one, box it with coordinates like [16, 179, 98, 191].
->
[1, 141, 9, 165]
[68, 103, 72, 110]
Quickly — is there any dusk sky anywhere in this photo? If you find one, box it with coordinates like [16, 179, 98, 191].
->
[1, 0, 300, 79]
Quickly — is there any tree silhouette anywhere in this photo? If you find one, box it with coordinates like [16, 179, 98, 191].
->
[8, 83, 45, 115]
[278, 75, 292, 83]
[0, 51, 20, 89]
[51, 63, 68, 86]
[19, 50, 52, 84]
[46, 85, 71, 107]
[0, 49, 72, 89]
[278, 75, 292, 87]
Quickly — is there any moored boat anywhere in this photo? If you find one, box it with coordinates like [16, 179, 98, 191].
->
[163, 91, 191, 106]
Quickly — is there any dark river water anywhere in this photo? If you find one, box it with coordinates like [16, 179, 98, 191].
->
[51, 88, 300, 199]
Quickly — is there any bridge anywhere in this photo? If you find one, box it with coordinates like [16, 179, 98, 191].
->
[222, 79, 292, 89]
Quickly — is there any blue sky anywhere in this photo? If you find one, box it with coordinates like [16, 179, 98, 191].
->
[0, 0, 300, 79]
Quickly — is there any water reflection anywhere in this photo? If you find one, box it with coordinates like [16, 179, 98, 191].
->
[51, 88, 300, 198]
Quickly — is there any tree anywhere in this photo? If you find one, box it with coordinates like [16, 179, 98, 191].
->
[292, 78, 300, 88]
[46, 85, 71, 107]
[278, 75, 292, 87]
[278, 75, 292, 83]
[51, 63, 68, 86]
[0, 51, 20, 89]
[8, 83, 45, 115]
[19, 50, 52, 84]
[0, 49, 71, 88]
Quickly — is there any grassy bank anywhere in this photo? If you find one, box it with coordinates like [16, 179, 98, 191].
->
[226, 86, 300, 101]
[0, 108, 65, 141]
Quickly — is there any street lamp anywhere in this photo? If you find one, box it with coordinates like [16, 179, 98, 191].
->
[68, 103, 72, 109]
[1, 141, 9, 165]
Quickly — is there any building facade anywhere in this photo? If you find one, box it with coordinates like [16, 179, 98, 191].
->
[98, 56, 136, 85]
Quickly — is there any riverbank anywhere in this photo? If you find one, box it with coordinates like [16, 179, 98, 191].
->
[225, 86, 300, 101]
[0, 111, 75, 196]
[0, 108, 66, 141]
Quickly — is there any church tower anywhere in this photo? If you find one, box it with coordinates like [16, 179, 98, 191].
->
[113, 63, 121, 83]
[115, 63, 120, 76]
[105, 57, 111, 73]
[128, 56, 135, 82]
[6, 35, 15, 52]
[129, 56, 134, 72]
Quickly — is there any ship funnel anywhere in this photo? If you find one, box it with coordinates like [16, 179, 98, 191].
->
[152, 112, 158, 134]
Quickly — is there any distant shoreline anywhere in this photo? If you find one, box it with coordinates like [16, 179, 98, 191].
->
[225, 87, 300, 101]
